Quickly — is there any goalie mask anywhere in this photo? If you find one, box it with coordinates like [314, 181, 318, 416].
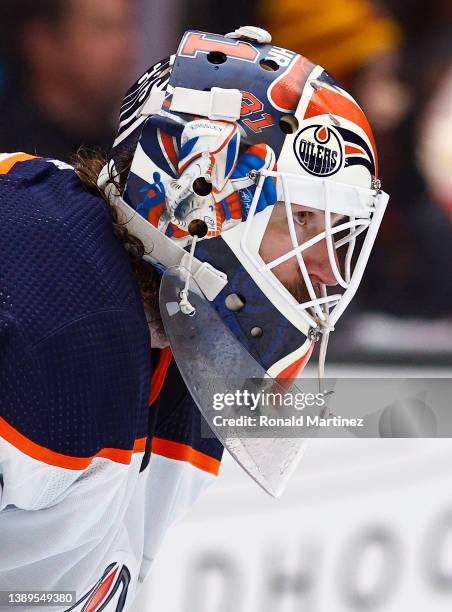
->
[100, 27, 389, 496]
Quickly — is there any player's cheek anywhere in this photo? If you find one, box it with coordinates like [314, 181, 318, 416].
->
[271, 259, 298, 285]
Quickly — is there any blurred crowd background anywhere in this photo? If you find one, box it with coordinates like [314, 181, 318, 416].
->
[1, 5, 451, 611]
[1, 0, 451, 366]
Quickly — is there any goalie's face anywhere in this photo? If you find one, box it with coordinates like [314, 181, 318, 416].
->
[259, 203, 344, 303]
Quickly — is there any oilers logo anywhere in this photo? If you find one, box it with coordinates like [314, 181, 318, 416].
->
[294, 125, 343, 177]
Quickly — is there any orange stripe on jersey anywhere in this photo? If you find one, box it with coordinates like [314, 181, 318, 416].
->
[148, 346, 173, 406]
[152, 437, 221, 476]
[304, 88, 378, 175]
[0, 153, 38, 175]
[0, 417, 147, 470]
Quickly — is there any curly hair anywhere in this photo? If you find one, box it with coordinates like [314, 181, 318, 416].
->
[73, 147, 161, 313]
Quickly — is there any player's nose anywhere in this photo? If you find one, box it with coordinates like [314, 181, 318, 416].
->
[303, 238, 340, 286]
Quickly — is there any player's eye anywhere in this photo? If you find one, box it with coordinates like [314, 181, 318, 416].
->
[293, 211, 309, 227]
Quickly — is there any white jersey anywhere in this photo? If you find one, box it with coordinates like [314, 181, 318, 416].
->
[0, 430, 218, 610]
